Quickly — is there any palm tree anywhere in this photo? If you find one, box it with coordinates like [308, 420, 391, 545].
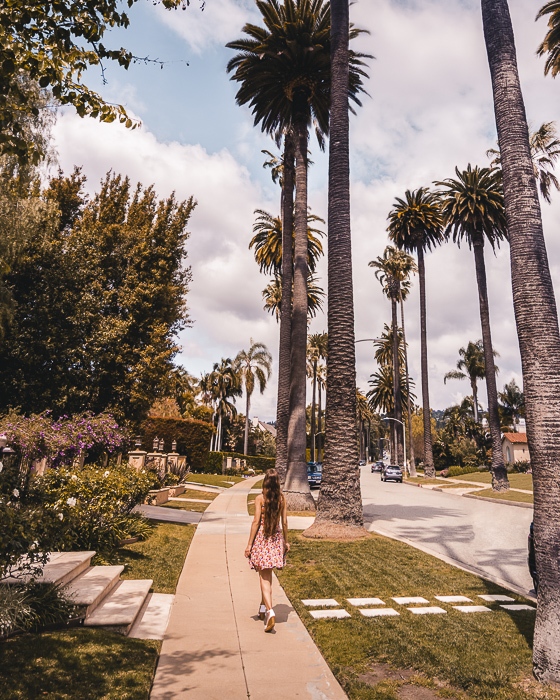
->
[228, 0, 370, 525]
[262, 274, 325, 321]
[369, 247, 416, 467]
[483, 0, 560, 679]
[307, 332, 328, 462]
[235, 340, 273, 455]
[356, 388, 373, 463]
[487, 121, 560, 203]
[207, 358, 241, 451]
[387, 187, 444, 477]
[537, 1, 560, 76]
[436, 165, 509, 492]
[444, 341, 490, 424]
[315, 361, 326, 462]
[498, 379, 525, 432]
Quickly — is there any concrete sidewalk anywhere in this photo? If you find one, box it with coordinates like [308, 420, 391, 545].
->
[150, 477, 346, 700]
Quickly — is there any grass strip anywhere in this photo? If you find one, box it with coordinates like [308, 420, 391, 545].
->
[177, 488, 217, 501]
[278, 531, 548, 700]
[0, 629, 159, 700]
[186, 474, 244, 488]
[448, 472, 533, 491]
[470, 488, 534, 504]
[162, 499, 209, 513]
[104, 521, 196, 593]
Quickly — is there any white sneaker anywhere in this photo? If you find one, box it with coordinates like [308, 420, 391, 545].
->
[265, 608, 275, 632]
[258, 604, 266, 620]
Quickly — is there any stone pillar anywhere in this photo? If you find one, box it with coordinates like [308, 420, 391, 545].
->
[167, 451, 179, 473]
[128, 450, 147, 471]
[73, 452, 85, 469]
[32, 457, 48, 476]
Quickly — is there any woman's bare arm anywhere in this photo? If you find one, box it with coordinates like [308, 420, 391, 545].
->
[245, 495, 262, 557]
[281, 495, 290, 552]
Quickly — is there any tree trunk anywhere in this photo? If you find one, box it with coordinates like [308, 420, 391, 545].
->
[284, 113, 314, 511]
[471, 377, 480, 423]
[418, 247, 435, 477]
[391, 296, 404, 465]
[304, 0, 365, 539]
[317, 380, 323, 462]
[472, 238, 509, 491]
[400, 297, 416, 477]
[310, 358, 317, 462]
[481, 0, 560, 680]
[217, 413, 222, 452]
[275, 131, 295, 483]
[243, 391, 251, 456]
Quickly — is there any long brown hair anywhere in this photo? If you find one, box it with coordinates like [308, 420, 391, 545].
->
[262, 468, 282, 537]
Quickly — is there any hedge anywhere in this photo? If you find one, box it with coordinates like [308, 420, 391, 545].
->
[204, 451, 275, 474]
[442, 465, 488, 478]
[140, 417, 214, 473]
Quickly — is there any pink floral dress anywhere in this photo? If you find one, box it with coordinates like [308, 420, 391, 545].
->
[249, 511, 285, 571]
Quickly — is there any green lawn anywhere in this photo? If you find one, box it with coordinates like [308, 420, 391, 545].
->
[472, 488, 534, 505]
[186, 474, 244, 488]
[278, 532, 549, 700]
[404, 477, 442, 486]
[177, 488, 217, 501]
[105, 521, 196, 593]
[162, 499, 209, 513]
[0, 629, 159, 700]
[449, 472, 533, 490]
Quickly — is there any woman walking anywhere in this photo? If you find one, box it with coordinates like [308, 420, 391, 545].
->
[245, 468, 290, 632]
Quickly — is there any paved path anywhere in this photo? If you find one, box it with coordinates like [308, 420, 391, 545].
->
[360, 467, 534, 597]
[150, 477, 346, 700]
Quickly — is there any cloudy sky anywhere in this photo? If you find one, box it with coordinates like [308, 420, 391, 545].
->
[52, 0, 560, 421]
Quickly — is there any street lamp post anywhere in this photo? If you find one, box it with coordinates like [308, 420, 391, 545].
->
[382, 417, 407, 473]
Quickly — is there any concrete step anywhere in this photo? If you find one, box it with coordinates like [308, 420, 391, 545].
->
[1, 551, 95, 585]
[84, 579, 153, 635]
[128, 592, 175, 640]
[66, 565, 124, 617]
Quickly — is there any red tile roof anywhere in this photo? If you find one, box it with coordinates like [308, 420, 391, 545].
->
[502, 432, 527, 443]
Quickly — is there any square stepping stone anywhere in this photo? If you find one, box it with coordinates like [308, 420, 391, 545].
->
[500, 604, 536, 611]
[301, 598, 339, 607]
[392, 596, 429, 605]
[347, 598, 385, 607]
[408, 606, 447, 615]
[435, 595, 473, 603]
[453, 605, 492, 613]
[309, 609, 351, 619]
[359, 608, 399, 618]
[478, 594, 515, 602]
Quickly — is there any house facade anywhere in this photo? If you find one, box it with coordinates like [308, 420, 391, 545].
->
[502, 432, 530, 464]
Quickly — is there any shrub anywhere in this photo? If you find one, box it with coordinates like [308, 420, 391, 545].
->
[203, 451, 275, 474]
[36, 464, 153, 553]
[444, 465, 487, 478]
[140, 417, 214, 472]
[509, 459, 531, 473]
[0, 582, 78, 638]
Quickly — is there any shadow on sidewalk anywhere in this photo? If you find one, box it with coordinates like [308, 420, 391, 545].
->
[152, 646, 238, 697]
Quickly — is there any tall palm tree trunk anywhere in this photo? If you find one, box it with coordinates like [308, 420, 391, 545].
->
[317, 380, 323, 462]
[471, 377, 480, 423]
[310, 359, 317, 462]
[305, 0, 364, 538]
[285, 113, 314, 510]
[217, 413, 223, 452]
[391, 296, 404, 465]
[243, 392, 251, 456]
[481, 0, 560, 679]
[275, 132, 295, 483]
[418, 247, 435, 477]
[472, 238, 509, 491]
[400, 297, 416, 476]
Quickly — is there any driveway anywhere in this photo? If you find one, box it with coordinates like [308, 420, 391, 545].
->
[361, 467, 534, 596]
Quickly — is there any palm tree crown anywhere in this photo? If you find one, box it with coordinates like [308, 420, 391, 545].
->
[235, 340, 273, 455]
[537, 1, 560, 77]
[436, 165, 507, 249]
[369, 246, 417, 301]
[387, 187, 444, 253]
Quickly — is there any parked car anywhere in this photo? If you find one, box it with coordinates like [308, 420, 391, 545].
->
[528, 521, 538, 593]
[307, 462, 322, 489]
[358, 459, 366, 467]
[381, 464, 403, 483]
[371, 461, 384, 473]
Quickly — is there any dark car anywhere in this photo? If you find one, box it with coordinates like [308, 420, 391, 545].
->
[381, 464, 403, 483]
[528, 521, 538, 593]
[307, 462, 322, 489]
[371, 461, 384, 473]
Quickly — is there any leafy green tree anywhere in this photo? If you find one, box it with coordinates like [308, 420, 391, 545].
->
[0, 169, 193, 424]
[235, 340, 273, 455]
[487, 121, 560, 203]
[0, 0, 186, 161]
[387, 187, 444, 476]
[483, 2, 560, 671]
[498, 379, 525, 432]
[437, 165, 509, 492]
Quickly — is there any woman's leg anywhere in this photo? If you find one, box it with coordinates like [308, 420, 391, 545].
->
[259, 568, 273, 610]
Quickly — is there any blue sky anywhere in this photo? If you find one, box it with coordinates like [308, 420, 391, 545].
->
[52, 0, 560, 421]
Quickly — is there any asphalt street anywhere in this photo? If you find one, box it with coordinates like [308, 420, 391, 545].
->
[360, 467, 534, 596]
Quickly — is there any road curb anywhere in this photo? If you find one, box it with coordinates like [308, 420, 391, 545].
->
[462, 493, 533, 509]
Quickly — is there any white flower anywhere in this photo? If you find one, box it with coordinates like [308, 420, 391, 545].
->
[30, 541, 39, 551]
[71, 475, 78, 481]
[103, 471, 110, 478]
[0, 461, 3, 473]
[66, 497, 77, 507]
[12, 488, 19, 498]
[58, 513, 64, 520]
